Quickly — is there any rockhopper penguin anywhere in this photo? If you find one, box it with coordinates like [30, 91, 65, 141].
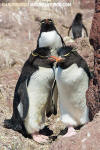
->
[37, 19, 65, 116]
[54, 46, 91, 137]
[37, 19, 65, 53]
[4, 47, 55, 143]
[68, 13, 88, 40]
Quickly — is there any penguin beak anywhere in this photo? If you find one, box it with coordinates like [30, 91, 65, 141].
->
[45, 19, 49, 24]
[49, 56, 64, 62]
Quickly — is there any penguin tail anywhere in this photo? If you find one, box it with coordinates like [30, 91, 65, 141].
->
[4, 117, 22, 131]
[4, 118, 32, 138]
[4, 118, 13, 129]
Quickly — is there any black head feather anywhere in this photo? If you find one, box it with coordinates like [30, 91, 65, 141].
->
[40, 19, 56, 32]
[73, 13, 82, 24]
[33, 47, 51, 57]
[57, 46, 74, 57]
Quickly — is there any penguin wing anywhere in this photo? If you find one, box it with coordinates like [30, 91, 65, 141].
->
[68, 26, 72, 36]
[82, 24, 88, 37]
[18, 80, 29, 120]
[72, 51, 92, 80]
[55, 29, 65, 46]
[68, 26, 75, 39]
[16, 54, 38, 119]
[79, 57, 92, 80]
[52, 80, 58, 115]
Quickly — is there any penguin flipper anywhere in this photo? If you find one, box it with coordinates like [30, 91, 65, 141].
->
[4, 88, 23, 131]
[4, 80, 29, 133]
[4, 117, 31, 138]
[82, 24, 88, 37]
[46, 80, 58, 117]
[52, 81, 58, 115]
[46, 96, 54, 117]
[68, 26, 72, 36]
[17, 80, 29, 120]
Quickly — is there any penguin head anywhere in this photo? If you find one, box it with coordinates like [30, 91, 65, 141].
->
[40, 19, 56, 32]
[74, 13, 82, 23]
[33, 47, 51, 57]
[49, 46, 75, 63]
[57, 46, 74, 59]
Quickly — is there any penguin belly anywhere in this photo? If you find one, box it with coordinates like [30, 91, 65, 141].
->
[55, 63, 89, 127]
[19, 67, 54, 134]
[39, 30, 62, 50]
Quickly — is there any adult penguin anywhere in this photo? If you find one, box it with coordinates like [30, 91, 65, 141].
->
[53, 46, 92, 137]
[4, 47, 55, 143]
[37, 19, 65, 53]
[37, 18, 65, 116]
[68, 13, 88, 39]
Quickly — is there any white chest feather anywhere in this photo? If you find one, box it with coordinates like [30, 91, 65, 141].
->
[23, 67, 54, 134]
[28, 67, 54, 91]
[55, 63, 89, 126]
[39, 30, 62, 51]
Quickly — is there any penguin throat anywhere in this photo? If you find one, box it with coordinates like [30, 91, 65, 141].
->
[39, 30, 63, 50]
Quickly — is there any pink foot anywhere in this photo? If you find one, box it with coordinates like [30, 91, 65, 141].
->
[32, 132, 49, 144]
[63, 126, 77, 138]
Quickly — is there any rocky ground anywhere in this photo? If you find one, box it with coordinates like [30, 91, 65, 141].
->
[0, 1, 98, 150]
[50, 112, 100, 150]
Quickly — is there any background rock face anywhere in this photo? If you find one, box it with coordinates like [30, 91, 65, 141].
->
[80, 0, 95, 9]
[0, 0, 97, 150]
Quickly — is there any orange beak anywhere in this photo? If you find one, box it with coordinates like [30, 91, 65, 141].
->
[49, 56, 63, 62]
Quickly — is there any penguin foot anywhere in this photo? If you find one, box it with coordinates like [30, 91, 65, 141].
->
[53, 105, 57, 115]
[63, 126, 77, 138]
[32, 132, 49, 144]
[46, 111, 52, 117]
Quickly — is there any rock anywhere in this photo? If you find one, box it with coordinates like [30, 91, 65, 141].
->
[0, 50, 16, 69]
[95, 0, 100, 12]
[90, 13, 100, 50]
[90, 0, 100, 50]
[80, 0, 95, 9]
[89, 0, 100, 120]
[50, 112, 100, 150]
